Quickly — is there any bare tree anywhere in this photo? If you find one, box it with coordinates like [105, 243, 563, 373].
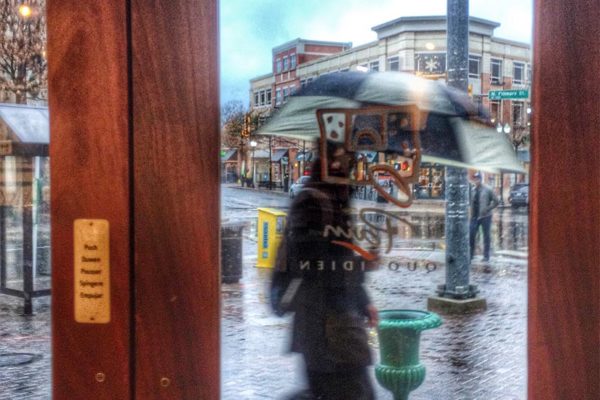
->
[510, 126, 530, 152]
[220, 100, 245, 148]
[0, 1, 46, 104]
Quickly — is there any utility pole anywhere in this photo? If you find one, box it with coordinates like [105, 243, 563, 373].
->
[428, 0, 486, 313]
[268, 136, 273, 189]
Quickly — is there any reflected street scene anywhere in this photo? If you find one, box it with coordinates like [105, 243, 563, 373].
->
[221, 186, 528, 399]
[220, 0, 532, 398]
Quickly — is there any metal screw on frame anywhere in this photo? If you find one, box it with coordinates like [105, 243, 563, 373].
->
[160, 377, 171, 388]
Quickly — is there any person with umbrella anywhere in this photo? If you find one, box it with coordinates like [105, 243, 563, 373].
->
[273, 140, 379, 399]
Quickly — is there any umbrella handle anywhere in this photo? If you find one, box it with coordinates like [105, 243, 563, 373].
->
[368, 164, 413, 208]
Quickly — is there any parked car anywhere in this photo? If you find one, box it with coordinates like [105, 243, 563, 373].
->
[509, 183, 529, 207]
[289, 176, 312, 198]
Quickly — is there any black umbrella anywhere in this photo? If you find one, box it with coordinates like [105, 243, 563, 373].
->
[259, 71, 524, 207]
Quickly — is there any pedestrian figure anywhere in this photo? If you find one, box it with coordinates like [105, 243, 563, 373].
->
[284, 173, 290, 192]
[470, 172, 499, 262]
[271, 142, 378, 400]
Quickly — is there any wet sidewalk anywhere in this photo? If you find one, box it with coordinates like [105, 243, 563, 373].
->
[0, 212, 528, 400]
[222, 237, 528, 400]
[224, 183, 447, 215]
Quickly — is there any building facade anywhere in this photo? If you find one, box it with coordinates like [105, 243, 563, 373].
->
[249, 16, 531, 198]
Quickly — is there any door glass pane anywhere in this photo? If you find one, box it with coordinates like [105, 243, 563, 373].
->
[221, 1, 532, 399]
[1, 1, 51, 398]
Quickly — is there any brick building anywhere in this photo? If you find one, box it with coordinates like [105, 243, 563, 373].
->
[249, 16, 531, 197]
[248, 39, 352, 185]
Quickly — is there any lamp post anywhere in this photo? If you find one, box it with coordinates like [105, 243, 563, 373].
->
[496, 123, 511, 206]
[428, 0, 486, 313]
[250, 140, 257, 188]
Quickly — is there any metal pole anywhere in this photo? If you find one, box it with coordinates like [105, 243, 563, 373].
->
[268, 136, 273, 189]
[499, 100, 505, 205]
[252, 148, 255, 187]
[302, 140, 306, 175]
[0, 158, 6, 292]
[239, 140, 244, 186]
[436, 0, 479, 300]
[22, 157, 34, 315]
[500, 171, 505, 205]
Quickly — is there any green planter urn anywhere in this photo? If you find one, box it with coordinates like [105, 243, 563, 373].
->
[375, 310, 442, 400]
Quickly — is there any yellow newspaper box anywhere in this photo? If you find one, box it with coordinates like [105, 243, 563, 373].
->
[257, 208, 287, 268]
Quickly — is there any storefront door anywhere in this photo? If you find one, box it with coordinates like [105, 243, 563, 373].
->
[46, 1, 598, 399]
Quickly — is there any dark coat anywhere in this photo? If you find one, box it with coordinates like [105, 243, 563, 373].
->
[470, 183, 499, 219]
[285, 182, 372, 373]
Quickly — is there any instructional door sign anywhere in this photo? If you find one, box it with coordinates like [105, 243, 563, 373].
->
[74, 219, 110, 323]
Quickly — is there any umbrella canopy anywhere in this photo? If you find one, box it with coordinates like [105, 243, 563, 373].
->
[259, 71, 524, 174]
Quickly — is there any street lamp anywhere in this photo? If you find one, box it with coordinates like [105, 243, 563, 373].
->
[250, 140, 257, 188]
[496, 123, 512, 205]
[18, 4, 33, 18]
[496, 122, 511, 134]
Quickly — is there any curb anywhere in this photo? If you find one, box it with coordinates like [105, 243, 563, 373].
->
[223, 184, 446, 212]
[225, 184, 290, 198]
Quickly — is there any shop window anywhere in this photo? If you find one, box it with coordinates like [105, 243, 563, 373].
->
[369, 60, 379, 72]
[490, 100, 501, 122]
[282, 87, 289, 102]
[266, 89, 272, 104]
[469, 55, 481, 78]
[513, 62, 525, 85]
[513, 101, 525, 126]
[387, 56, 400, 71]
[491, 58, 503, 85]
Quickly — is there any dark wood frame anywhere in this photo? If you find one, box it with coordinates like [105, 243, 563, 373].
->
[46, 0, 598, 399]
[529, 1, 599, 398]
[48, 0, 219, 398]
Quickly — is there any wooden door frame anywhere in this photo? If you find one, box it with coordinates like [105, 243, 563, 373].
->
[529, 1, 599, 398]
[48, 1, 220, 398]
[47, 0, 598, 399]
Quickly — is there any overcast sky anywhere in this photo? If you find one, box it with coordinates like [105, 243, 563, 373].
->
[220, 0, 533, 106]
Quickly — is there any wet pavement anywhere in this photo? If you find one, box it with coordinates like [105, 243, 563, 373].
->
[0, 186, 529, 399]
[221, 186, 528, 399]
[221, 243, 527, 399]
[0, 295, 51, 400]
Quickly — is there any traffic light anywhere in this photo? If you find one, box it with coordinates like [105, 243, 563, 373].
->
[241, 113, 251, 138]
[394, 157, 412, 177]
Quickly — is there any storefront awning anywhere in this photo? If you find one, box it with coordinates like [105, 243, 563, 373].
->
[221, 149, 237, 162]
[517, 149, 530, 163]
[271, 149, 288, 162]
[296, 151, 314, 162]
[252, 150, 270, 159]
[357, 151, 377, 163]
[0, 104, 49, 156]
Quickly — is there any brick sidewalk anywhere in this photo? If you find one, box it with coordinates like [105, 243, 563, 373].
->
[0, 296, 51, 400]
[0, 243, 526, 400]
[221, 240, 527, 400]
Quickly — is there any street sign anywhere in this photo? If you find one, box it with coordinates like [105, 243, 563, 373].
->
[488, 89, 529, 100]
